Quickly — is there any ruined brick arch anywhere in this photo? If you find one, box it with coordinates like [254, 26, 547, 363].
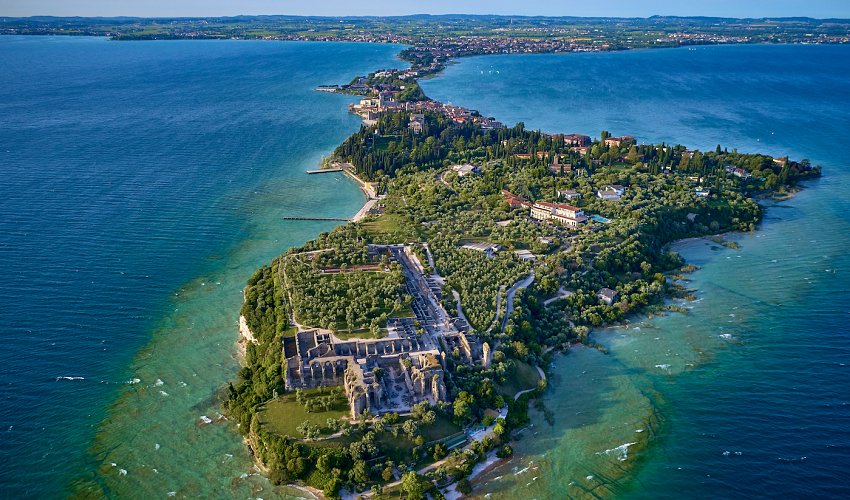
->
[431, 373, 445, 401]
[309, 362, 322, 381]
[323, 361, 335, 381]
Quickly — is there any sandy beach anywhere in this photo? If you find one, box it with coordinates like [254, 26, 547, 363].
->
[442, 452, 507, 500]
[236, 315, 258, 359]
[351, 198, 377, 222]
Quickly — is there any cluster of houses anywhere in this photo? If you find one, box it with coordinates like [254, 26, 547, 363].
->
[408, 100, 504, 130]
[501, 185, 626, 230]
[403, 37, 610, 64]
[509, 132, 638, 163]
[563, 137, 591, 156]
[348, 88, 503, 130]
[563, 134, 592, 147]
[348, 91, 403, 123]
[371, 67, 424, 81]
[514, 183, 623, 202]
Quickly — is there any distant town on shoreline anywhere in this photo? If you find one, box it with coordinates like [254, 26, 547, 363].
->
[2, 15, 849, 61]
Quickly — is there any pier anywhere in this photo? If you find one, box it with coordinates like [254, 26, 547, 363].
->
[305, 168, 343, 174]
[283, 216, 351, 222]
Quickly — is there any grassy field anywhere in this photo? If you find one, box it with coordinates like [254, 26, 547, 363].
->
[375, 413, 463, 463]
[304, 433, 358, 450]
[333, 327, 386, 340]
[389, 305, 416, 319]
[257, 387, 348, 438]
[359, 213, 422, 242]
[420, 413, 462, 443]
[495, 360, 541, 398]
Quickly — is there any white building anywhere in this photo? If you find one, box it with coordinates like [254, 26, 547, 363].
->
[597, 185, 626, 200]
[598, 287, 618, 306]
[451, 164, 478, 177]
[558, 189, 582, 200]
[530, 201, 588, 228]
[514, 249, 537, 261]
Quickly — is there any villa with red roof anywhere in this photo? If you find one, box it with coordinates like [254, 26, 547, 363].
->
[501, 190, 531, 209]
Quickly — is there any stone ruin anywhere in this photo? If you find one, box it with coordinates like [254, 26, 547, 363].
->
[283, 325, 450, 419]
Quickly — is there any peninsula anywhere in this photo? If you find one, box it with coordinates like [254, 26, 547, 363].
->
[223, 31, 821, 499]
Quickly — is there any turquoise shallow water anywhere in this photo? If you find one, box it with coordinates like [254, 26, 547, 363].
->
[423, 45, 850, 498]
[3, 38, 849, 498]
[0, 36, 404, 497]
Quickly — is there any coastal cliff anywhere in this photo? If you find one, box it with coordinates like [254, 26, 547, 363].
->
[237, 314, 259, 360]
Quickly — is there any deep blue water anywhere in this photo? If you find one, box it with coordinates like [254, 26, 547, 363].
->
[424, 45, 850, 498]
[2, 37, 849, 498]
[0, 36, 404, 497]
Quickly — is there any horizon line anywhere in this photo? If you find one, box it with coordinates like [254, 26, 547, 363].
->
[3, 13, 850, 22]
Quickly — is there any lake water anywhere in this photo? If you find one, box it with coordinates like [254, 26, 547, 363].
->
[423, 45, 850, 498]
[0, 36, 403, 497]
[3, 38, 849, 499]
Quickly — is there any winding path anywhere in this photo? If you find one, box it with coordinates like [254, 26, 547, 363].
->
[422, 243, 438, 273]
[437, 170, 456, 193]
[451, 289, 470, 327]
[543, 287, 574, 306]
[500, 272, 535, 331]
[513, 365, 547, 400]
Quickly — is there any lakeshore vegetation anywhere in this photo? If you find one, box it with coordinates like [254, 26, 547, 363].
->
[209, 15, 824, 495]
[225, 95, 819, 497]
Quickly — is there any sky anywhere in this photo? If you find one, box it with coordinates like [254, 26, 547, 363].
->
[2, 0, 849, 19]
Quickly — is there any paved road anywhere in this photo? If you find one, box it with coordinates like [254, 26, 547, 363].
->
[500, 272, 535, 331]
